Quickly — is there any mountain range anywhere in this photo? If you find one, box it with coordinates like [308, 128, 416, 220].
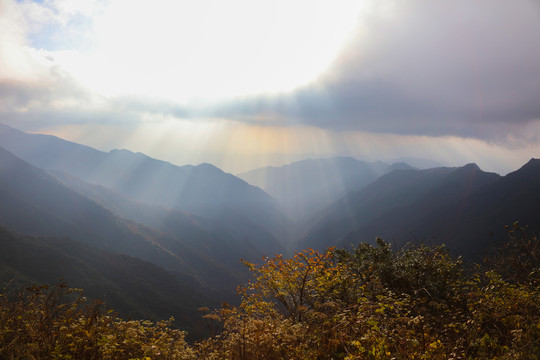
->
[0, 123, 287, 245]
[237, 157, 413, 221]
[300, 160, 539, 260]
[0, 122, 538, 331]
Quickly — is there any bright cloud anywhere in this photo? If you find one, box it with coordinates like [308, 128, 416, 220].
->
[27, 0, 362, 103]
[214, 0, 540, 142]
[0, 0, 539, 175]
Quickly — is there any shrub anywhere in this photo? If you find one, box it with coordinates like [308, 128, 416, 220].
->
[0, 283, 195, 360]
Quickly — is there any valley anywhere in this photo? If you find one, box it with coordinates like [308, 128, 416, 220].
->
[0, 122, 539, 338]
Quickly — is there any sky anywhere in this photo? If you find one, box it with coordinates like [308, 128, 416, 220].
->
[0, 0, 539, 175]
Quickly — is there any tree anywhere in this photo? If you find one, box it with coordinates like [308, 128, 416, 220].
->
[198, 238, 540, 359]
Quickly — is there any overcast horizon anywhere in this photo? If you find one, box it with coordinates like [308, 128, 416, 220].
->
[1, 0, 539, 175]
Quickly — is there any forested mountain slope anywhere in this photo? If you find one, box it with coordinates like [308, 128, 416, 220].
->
[348, 158, 540, 259]
[51, 169, 282, 272]
[0, 227, 211, 336]
[0, 123, 288, 244]
[300, 163, 501, 255]
[0, 147, 247, 290]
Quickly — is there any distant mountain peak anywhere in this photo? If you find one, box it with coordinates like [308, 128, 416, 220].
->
[109, 148, 133, 154]
[523, 158, 540, 168]
[507, 158, 540, 178]
[193, 162, 224, 175]
[462, 163, 481, 171]
[196, 162, 220, 169]
[110, 149, 148, 158]
[445, 163, 485, 180]
[390, 162, 415, 170]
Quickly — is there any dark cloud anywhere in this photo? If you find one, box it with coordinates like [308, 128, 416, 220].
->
[2, 0, 539, 145]
[205, 0, 540, 141]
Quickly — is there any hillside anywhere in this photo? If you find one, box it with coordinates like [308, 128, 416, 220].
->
[2, 233, 538, 359]
[238, 156, 413, 221]
[51, 169, 283, 272]
[0, 123, 288, 243]
[355, 158, 540, 259]
[0, 226, 211, 336]
[299, 163, 502, 255]
[299, 159, 540, 260]
[0, 146, 248, 290]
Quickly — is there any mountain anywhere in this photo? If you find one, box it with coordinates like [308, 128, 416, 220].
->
[299, 163, 502, 254]
[0, 226, 211, 337]
[0, 123, 288, 243]
[352, 158, 540, 259]
[387, 157, 445, 169]
[0, 146, 249, 291]
[237, 157, 413, 221]
[51, 169, 283, 273]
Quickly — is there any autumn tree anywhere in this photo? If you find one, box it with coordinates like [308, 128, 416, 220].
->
[197, 238, 540, 359]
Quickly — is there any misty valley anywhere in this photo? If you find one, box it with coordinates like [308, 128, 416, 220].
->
[0, 123, 539, 359]
[2, 0, 540, 357]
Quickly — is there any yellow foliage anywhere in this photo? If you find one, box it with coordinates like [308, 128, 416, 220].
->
[1, 231, 539, 359]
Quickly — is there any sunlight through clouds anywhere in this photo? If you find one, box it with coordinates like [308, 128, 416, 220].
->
[32, 116, 540, 176]
[1, 0, 539, 176]
[50, 0, 363, 102]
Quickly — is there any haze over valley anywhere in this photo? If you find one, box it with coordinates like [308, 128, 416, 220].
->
[1, 123, 539, 333]
[0, 0, 539, 355]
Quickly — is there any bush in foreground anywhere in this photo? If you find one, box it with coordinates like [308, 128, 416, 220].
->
[198, 235, 540, 359]
[0, 283, 194, 359]
[1, 229, 539, 359]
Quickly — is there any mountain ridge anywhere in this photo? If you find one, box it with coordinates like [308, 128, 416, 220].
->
[0, 146, 252, 290]
[0, 226, 212, 337]
[0, 122, 289, 248]
[238, 156, 415, 222]
[299, 163, 502, 252]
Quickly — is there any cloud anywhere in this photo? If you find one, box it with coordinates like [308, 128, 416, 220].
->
[0, 0, 144, 132]
[0, 0, 98, 116]
[1, 0, 359, 131]
[208, 0, 540, 142]
[1, 0, 540, 148]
